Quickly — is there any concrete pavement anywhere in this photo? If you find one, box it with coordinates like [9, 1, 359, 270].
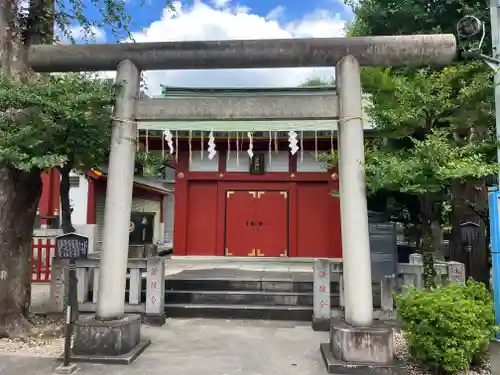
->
[0, 318, 329, 375]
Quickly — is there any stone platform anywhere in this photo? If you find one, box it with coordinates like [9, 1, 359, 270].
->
[163, 257, 326, 321]
[61, 314, 150, 365]
[320, 319, 406, 375]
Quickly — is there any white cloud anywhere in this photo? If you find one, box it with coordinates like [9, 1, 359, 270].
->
[112, 1, 347, 95]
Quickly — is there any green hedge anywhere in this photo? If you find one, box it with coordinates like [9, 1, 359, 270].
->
[395, 280, 498, 374]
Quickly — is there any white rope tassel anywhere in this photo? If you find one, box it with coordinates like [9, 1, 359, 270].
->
[200, 131, 204, 160]
[161, 130, 165, 158]
[247, 132, 254, 159]
[175, 131, 179, 164]
[188, 130, 193, 167]
[314, 130, 318, 161]
[330, 129, 334, 153]
[236, 132, 240, 166]
[227, 135, 230, 161]
[300, 130, 304, 163]
[208, 130, 216, 160]
[164, 129, 174, 155]
[145, 129, 149, 159]
[288, 130, 299, 155]
[136, 128, 140, 152]
[268, 131, 272, 166]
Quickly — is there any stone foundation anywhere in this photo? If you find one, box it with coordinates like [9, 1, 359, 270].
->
[320, 318, 406, 375]
[142, 312, 166, 326]
[69, 314, 150, 364]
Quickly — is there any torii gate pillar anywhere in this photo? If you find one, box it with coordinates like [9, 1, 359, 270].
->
[336, 56, 373, 327]
[96, 60, 140, 320]
[320, 56, 402, 373]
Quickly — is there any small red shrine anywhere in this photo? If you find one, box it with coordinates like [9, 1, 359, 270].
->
[138, 86, 375, 259]
[38, 87, 374, 259]
[170, 136, 342, 258]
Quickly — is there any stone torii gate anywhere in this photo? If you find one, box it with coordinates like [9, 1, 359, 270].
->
[27, 35, 457, 366]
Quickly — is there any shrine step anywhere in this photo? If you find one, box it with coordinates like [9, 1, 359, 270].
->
[165, 278, 339, 293]
[165, 290, 341, 306]
[164, 303, 313, 321]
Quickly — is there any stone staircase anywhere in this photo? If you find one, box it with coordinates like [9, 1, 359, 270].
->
[163, 269, 340, 321]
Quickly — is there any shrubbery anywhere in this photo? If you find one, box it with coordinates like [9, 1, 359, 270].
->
[395, 280, 498, 374]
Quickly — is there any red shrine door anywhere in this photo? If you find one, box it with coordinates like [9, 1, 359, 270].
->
[224, 190, 288, 257]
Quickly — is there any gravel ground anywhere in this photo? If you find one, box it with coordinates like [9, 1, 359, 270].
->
[0, 319, 493, 375]
[393, 330, 492, 375]
[0, 316, 64, 357]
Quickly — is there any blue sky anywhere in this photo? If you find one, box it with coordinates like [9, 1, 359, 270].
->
[120, 0, 353, 36]
[73, 0, 353, 94]
[76, 0, 353, 42]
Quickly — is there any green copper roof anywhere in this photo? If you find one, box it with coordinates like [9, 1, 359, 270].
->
[138, 119, 373, 131]
[159, 85, 336, 98]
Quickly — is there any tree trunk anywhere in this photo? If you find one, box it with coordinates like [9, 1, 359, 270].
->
[420, 194, 437, 288]
[449, 180, 490, 283]
[58, 165, 79, 321]
[0, 0, 55, 337]
[59, 164, 75, 234]
[0, 168, 42, 338]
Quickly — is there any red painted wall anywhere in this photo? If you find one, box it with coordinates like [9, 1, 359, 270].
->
[173, 145, 343, 258]
[296, 183, 341, 257]
[185, 182, 218, 255]
[38, 168, 61, 222]
[179, 180, 342, 258]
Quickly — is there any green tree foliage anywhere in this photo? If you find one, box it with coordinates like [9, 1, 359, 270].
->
[339, 0, 496, 285]
[345, 0, 489, 51]
[326, 130, 497, 287]
[136, 150, 172, 178]
[300, 76, 334, 87]
[323, 46, 497, 288]
[396, 281, 497, 374]
[0, 0, 172, 337]
[0, 73, 116, 233]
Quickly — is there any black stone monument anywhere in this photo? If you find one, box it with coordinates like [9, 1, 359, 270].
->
[56, 231, 151, 365]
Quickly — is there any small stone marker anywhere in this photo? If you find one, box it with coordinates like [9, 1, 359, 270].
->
[312, 259, 331, 331]
[146, 258, 165, 315]
[54, 363, 78, 374]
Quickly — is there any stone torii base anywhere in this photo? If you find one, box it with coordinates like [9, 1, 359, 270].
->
[320, 320, 406, 375]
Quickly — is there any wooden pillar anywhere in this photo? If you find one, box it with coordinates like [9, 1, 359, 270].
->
[86, 178, 96, 224]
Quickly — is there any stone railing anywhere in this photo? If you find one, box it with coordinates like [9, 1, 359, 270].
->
[50, 257, 165, 324]
[312, 255, 466, 329]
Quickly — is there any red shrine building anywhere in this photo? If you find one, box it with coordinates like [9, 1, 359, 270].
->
[37, 87, 373, 259]
[36, 167, 172, 254]
[139, 87, 374, 259]
[164, 133, 341, 258]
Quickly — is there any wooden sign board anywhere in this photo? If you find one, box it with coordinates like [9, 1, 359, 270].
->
[249, 153, 265, 175]
[56, 233, 89, 259]
[369, 222, 397, 281]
